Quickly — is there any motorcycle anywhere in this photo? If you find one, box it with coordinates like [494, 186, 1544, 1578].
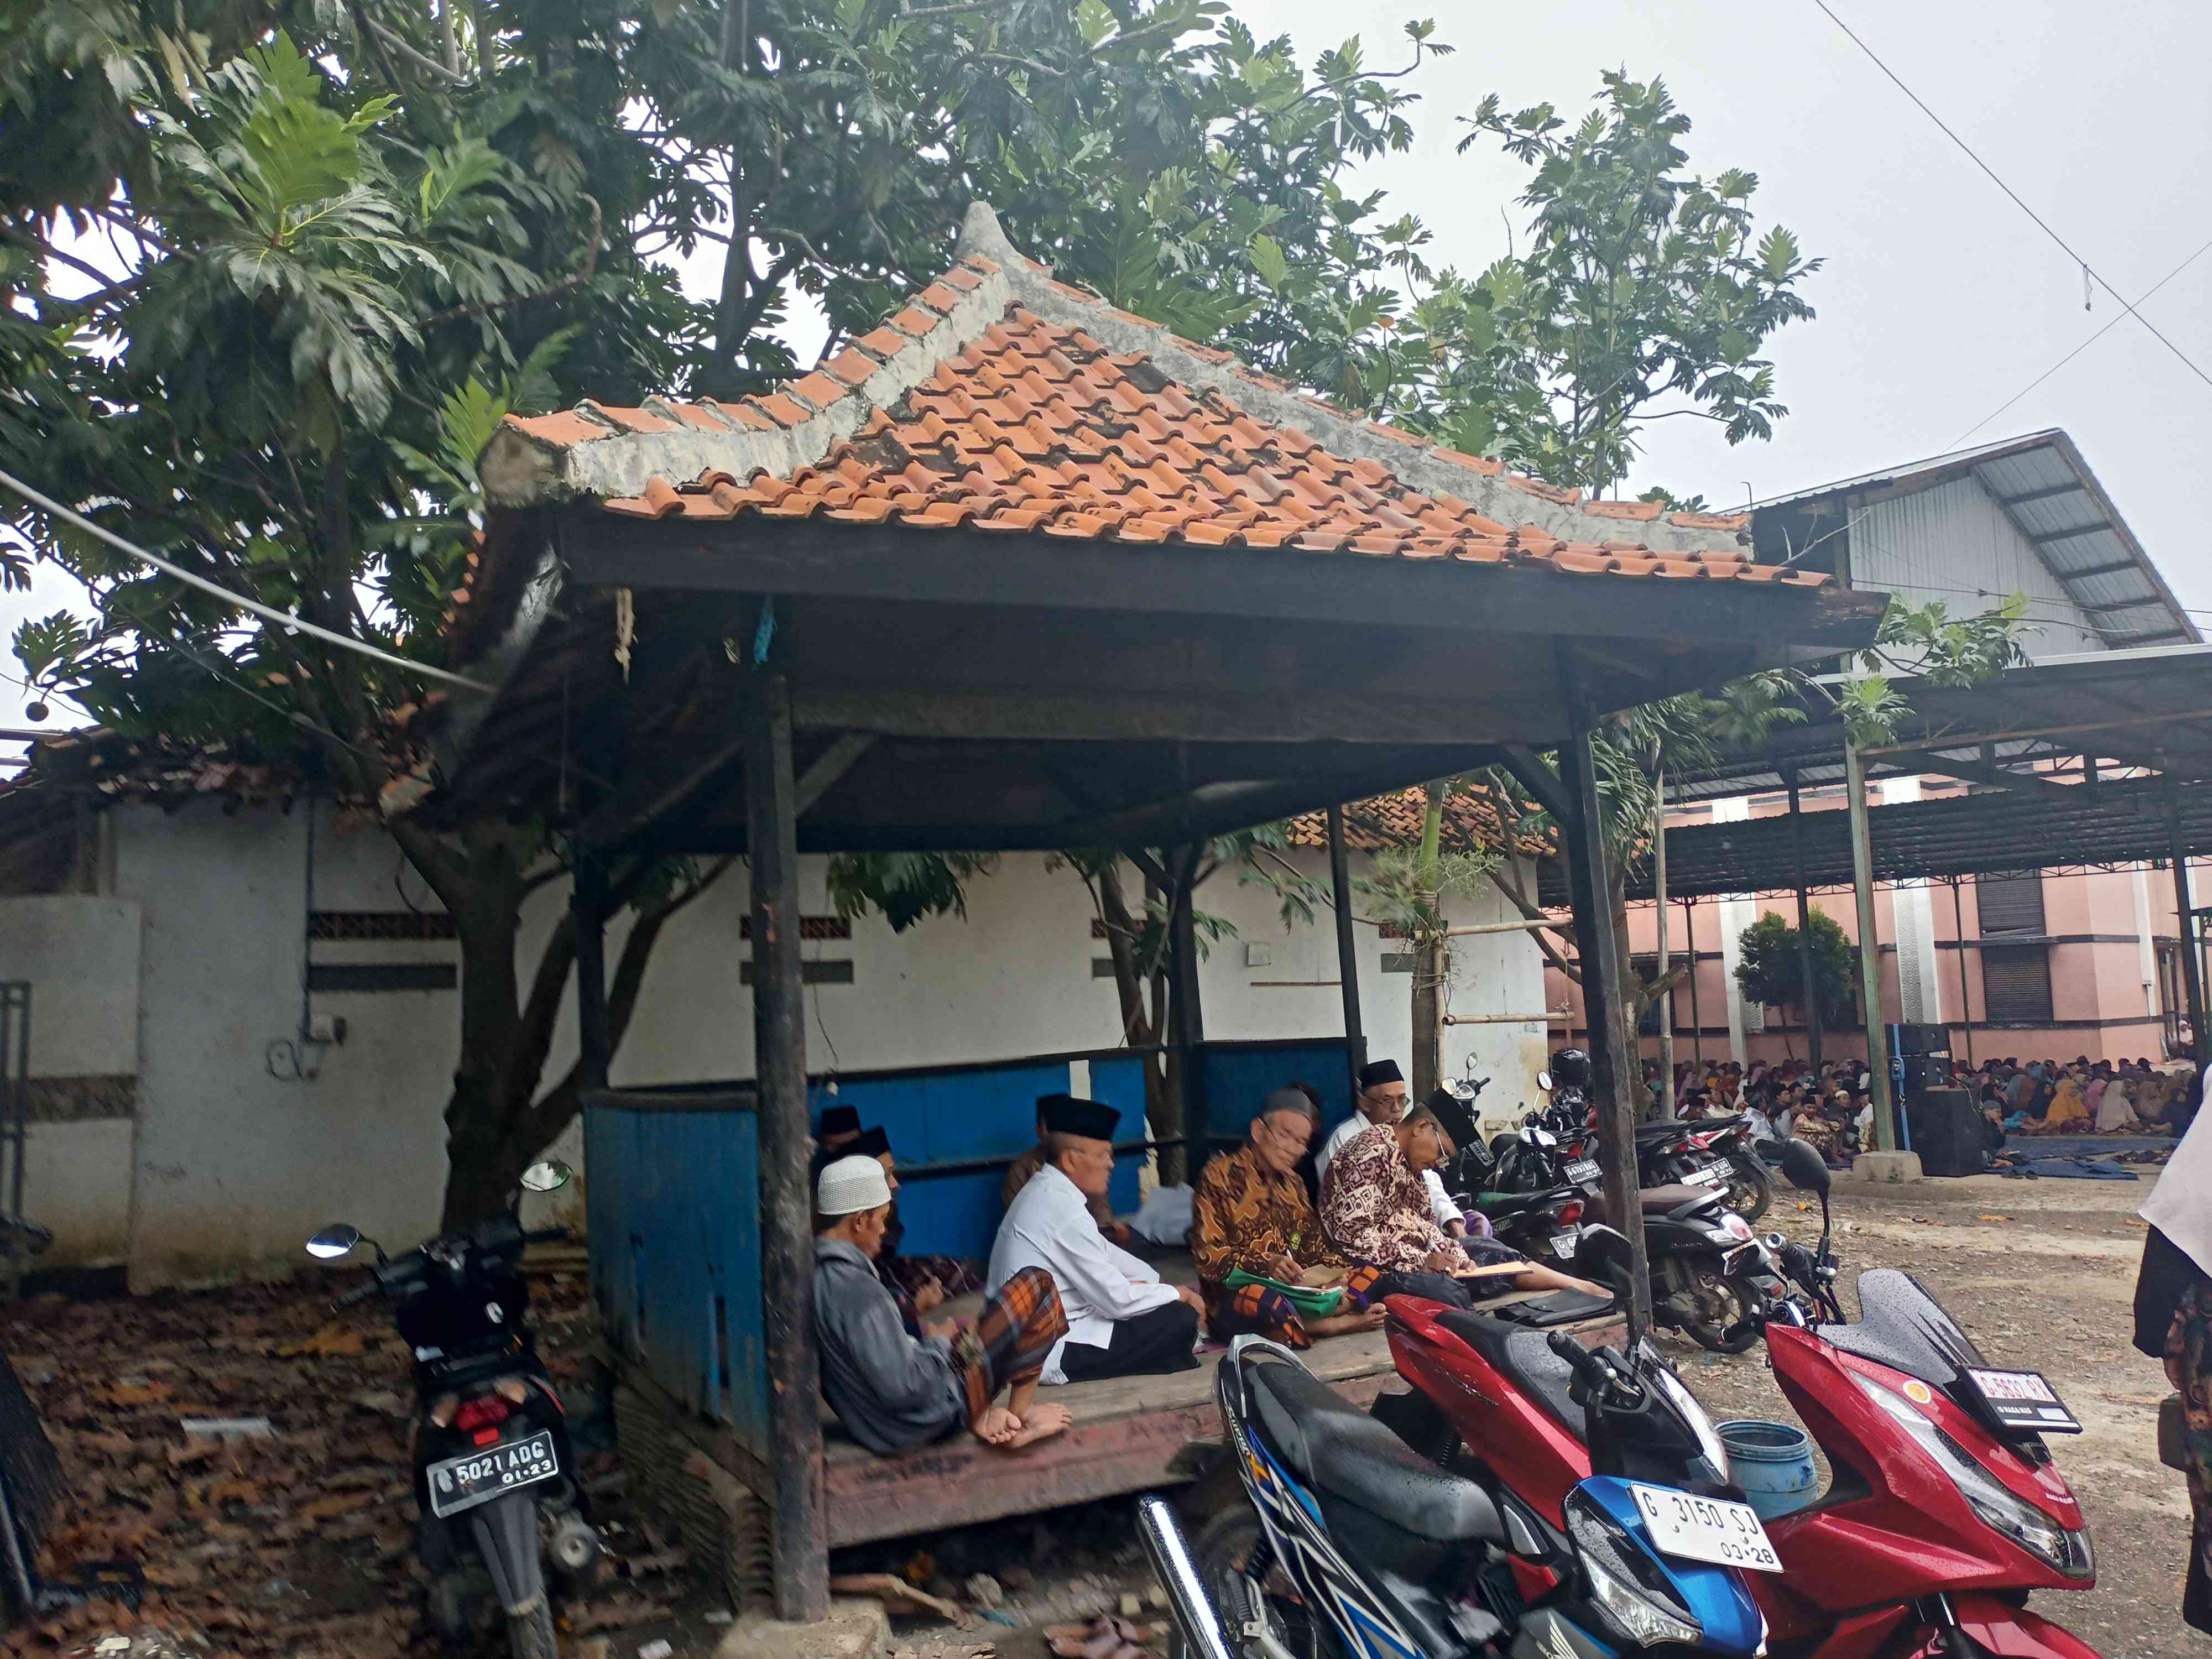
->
[1636, 1118, 1774, 1224]
[1141, 1330, 1773, 1659]
[1722, 1141, 2102, 1658]
[1580, 1187, 1787, 1355]
[304, 1160, 599, 1659]
[1389, 1137, 2106, 1659]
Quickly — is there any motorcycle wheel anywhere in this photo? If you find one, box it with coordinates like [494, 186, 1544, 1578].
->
[505, 1600, 560, 1659]
[1725, 1150, 1776, 1222]
[1681, 1271, 1763, 1354]
[1180, 1506, 1342, 1659]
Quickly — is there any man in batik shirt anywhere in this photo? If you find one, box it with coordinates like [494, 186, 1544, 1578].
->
[1191, 1089, 1387, 1349]
[1322, 1091, 1603, 1309]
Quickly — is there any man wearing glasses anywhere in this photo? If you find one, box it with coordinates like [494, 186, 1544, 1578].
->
[1313, 1059, 1470, 1239]
[1190, 1088, 1391, 1349]
[1323, 1089, 1605, 1310]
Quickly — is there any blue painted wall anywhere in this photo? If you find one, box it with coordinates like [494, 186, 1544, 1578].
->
[588, 1039, 1347, 1433]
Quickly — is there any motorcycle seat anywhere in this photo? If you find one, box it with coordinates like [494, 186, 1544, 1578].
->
[1433, 1311, 1588, 1443]
[1640, 1183, 1718, 1213]
[1246, 1359, 1500, 1543]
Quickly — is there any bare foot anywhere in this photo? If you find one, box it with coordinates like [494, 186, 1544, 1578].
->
[998, 1403, 1071, 1449]
[1307, 1308, 1387, 1338]
[972, 1405, 1022, 1446]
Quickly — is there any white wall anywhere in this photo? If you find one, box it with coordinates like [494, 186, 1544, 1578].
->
[0, 896, 141, 1265]
[70, 808, 1547, 1284]
[116, 802, 465, 1288]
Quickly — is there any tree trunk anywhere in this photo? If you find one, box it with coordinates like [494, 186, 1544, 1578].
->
[1092, 860, 1180, 1184]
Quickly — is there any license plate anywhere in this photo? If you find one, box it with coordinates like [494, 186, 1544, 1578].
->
[427, 1429, 560, 1518]
[1964, 1368, 2083, 1434]
[1564, 1158, 1600, 1185]
[1685, 1163, 1729, 1186]
[1630, 1484, 1783, 1573]
[1550, 1229, 1581, 1260]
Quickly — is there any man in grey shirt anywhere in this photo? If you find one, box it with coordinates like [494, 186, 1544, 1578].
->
[813, 1155, 1074, 1454]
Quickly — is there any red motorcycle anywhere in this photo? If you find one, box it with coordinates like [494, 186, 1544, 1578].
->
[1383, 1138, 2103, 1659]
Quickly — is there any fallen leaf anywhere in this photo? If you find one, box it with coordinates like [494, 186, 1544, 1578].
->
[278, 1323, 364, 1358]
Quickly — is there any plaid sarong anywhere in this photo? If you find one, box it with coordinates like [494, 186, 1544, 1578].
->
[1210, 1265, 1384, 1351]
[951, 1266, 1068, 1427]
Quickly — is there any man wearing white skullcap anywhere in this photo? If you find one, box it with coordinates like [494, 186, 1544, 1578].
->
[813, 1155, 1073, 1454]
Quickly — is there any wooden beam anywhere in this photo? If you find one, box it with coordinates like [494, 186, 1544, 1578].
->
[788, 688, 1545, 748]
[794, 733, 876, 816]
[1327, 806, 1367, 1095]
[744, 673, 828, 1624]
[1557, 651, 1652, 1340]
[2028, 523, 2112, 546]
[561, 517, 1888, 653]
[1995, 482, 2088, 508]
[572, 855, 611, 1092]
[1498, 745, 1571, 823]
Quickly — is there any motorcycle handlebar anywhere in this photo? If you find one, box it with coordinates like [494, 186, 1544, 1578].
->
[332, 1279, 379, 1310]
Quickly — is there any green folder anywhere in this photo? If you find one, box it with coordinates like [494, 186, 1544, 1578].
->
[1222, 1269, 1345, 1318]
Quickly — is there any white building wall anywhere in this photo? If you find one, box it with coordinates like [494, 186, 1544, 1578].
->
[0, 896, 141, 1265]
[55, 807, 1546, 1285]
[1853, 476, 2105, 658]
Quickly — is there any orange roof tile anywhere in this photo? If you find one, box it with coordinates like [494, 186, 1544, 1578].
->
[1285, 783, 1551, 860]
[475, 204, 1791, 598]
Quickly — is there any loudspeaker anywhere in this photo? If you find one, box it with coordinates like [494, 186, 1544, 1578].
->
[1889, 1022, 1952, 1057]
[1898, 1056, 1953, 1092]
[1906, 1088, 1984, 1178]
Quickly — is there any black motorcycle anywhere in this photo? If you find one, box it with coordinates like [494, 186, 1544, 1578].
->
[305, 1160, 599, 1659]
[1580, 1180, 1786, 1356]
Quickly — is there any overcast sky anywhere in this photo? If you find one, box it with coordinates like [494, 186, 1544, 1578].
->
[5, 0, 2208, 740]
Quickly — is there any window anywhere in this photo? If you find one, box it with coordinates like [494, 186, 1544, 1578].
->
[1981, 944, 2053, 1025]
[1975, 872, 2046, 936]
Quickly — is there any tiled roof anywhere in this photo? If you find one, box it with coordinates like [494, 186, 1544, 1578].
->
[471, 204, 1815, 612]
[1287, 784, 1551, 860]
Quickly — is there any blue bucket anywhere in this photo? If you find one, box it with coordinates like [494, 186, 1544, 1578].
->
[1717, 1419, 1818, 1520]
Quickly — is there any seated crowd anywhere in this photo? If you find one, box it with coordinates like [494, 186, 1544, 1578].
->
[808, 1057, 1601, 1459]
[1665, 1050, 2202, 1164]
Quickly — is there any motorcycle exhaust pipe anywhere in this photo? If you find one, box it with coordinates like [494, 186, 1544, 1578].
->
[1135, 1495, 1234, 1659]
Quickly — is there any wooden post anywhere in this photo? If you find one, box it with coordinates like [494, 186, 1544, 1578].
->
[2167, 774, 2208, 1066]
[1844, 742, 1897, 1150]
[1653, 767, 1673, 1119]
[1558, 668, 1653, 1340]
[1785, 771, 1823, 1070]
[1168, 845, 1207, 1176]
[1949, 876, 1975, 1068]
[1683, 896, 1704, 1070]
[746, 672, 829, 1625]
[1326, 806, 1367, 1099]
[572, 854, 612, 1092]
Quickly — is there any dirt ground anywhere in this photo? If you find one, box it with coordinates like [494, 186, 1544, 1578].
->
[1661, 1169, 2189, 1659]
[0, 1169, 2192, 1659]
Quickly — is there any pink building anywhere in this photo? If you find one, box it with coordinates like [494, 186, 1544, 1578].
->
[1544, 777, 2207, 1070]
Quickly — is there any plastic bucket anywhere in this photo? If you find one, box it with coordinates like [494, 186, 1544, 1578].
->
[1717, 1419, 1818, 1520]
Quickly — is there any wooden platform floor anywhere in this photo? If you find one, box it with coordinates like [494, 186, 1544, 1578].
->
[821, 1253, 1617, 1548]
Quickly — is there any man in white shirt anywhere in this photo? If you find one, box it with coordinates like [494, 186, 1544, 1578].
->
[988, 1094, 1203, 1385]
[1314, 1060, 1468, 1237]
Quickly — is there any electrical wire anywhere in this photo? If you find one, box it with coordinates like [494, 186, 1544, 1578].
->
[1812, 0, 2212, 393]
[0, 467, 495, 693]
[1949, 233, 2212, 448]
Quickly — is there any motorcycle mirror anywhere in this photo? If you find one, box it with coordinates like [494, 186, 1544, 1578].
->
[305, 1223, 361, 1260]
[1777, 1137, 1832, 1196]
[519, 1159, 574, 1194]
[1536, 1070, 1554, 1092]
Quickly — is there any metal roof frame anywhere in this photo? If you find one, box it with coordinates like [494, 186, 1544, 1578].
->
[1753, 429, 2197, 649]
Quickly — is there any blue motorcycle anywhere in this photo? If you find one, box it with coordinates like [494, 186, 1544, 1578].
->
[1139, 1333, 1770, 1659]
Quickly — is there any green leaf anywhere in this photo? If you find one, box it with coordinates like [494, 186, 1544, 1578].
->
[1717, 327, 1752, 366]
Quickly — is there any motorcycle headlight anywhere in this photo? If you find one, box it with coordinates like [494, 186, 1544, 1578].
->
[1562, 1490, 1703, 1648]
[1848, 1374, 2093, 1579]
